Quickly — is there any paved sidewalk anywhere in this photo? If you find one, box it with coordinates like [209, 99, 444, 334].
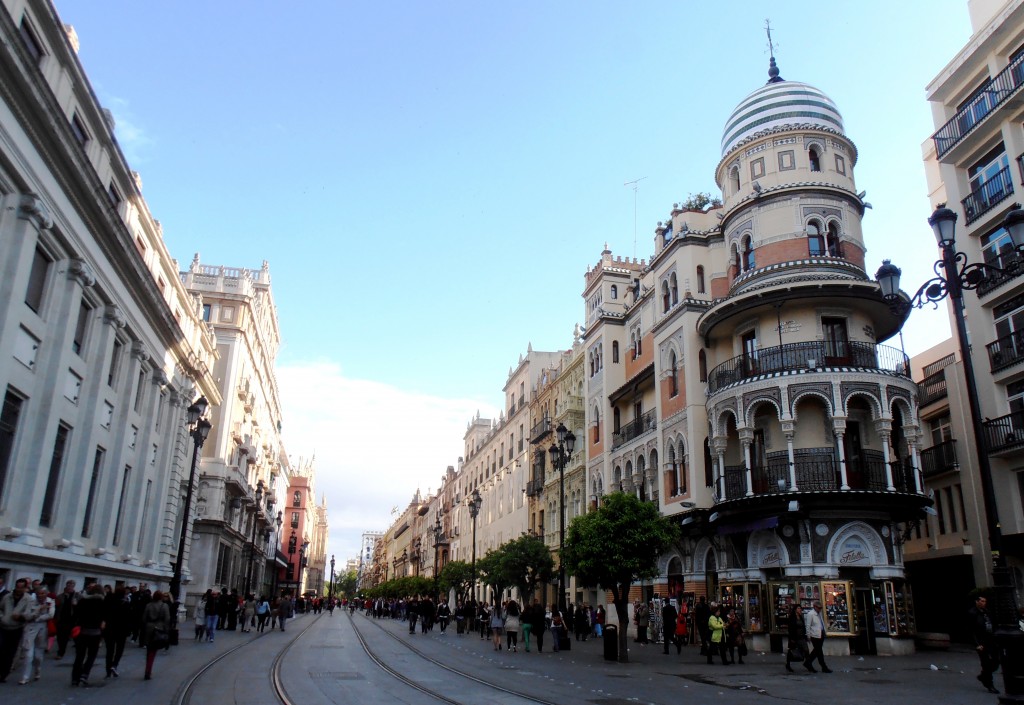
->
[0, 612, 313, 705]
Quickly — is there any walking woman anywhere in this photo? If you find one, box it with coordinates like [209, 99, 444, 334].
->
[241, 594, 256, 633]
[490, 602, 505, 650]
[785, 604, 808, 673]
[256, 596, 271, 633]
[549, 604, 565, 652]
[18, 584, 54, 684]
[504, 601, 521, 652]
[706, 603, 727, 665]
[142, 590, 171, 680]
[725, 608, 746, 664]
[528, 600, 546, 652]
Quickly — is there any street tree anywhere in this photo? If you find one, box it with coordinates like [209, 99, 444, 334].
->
[561, 491, 678, 663]
[476, 549, 508, 605]
[438, 560, 474, 603]
[499, 533, 553, 603]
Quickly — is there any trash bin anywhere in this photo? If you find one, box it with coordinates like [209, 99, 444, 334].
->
[603, 624, 618, 661]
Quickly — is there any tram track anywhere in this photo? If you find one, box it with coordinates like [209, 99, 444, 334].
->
[347, 610, 564, 705]
[173, 614, 320, 705]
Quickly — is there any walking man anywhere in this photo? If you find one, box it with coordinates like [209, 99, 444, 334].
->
[803, 601, 832, 673]
[970, 595, 1000, 694]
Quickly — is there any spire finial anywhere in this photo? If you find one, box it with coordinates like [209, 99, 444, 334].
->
[765, 19, 783, 83]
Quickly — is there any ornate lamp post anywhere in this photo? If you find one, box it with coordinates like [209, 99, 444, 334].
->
[271, 511, 282, 597]
[876, 205, 1022, 698]
[432, 513, 444, 600]
[467, 489, 482, 604]
[245, 479, 265, 595]
[169, 396, 212, 607]
[300, 539, 310, 594]
[548, 422, 575, 614]
[329, 554, 335, 603]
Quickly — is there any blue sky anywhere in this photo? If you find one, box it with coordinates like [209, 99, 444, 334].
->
[55, 0, 972, 563]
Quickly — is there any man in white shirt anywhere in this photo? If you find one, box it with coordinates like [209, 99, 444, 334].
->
[803, 601, 832, 673]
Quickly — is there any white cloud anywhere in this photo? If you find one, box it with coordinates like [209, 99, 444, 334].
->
[103, 95, 153, 165]
[276, 360, 497, 567]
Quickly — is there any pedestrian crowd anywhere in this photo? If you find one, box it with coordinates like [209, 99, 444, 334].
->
[0, 574, 324, 688]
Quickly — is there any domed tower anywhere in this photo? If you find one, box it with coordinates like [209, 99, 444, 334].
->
[690, 57, 929, 656]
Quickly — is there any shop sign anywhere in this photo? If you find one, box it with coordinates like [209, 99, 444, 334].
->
[838, 537, 869, 565]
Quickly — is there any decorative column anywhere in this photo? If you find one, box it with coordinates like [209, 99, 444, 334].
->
[875, 420, 896, 491]
[739, 428, 754, 497]
[782, 421, 798, 491]
[833, 417, 849, 490]
[713, 438, 728, 501]
[904, 425, 924, 494]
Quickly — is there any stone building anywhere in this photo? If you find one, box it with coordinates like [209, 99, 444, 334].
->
[0, 0, 220, 591]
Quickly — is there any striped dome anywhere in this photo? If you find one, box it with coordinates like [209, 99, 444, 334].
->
[721, 80, 843, 156]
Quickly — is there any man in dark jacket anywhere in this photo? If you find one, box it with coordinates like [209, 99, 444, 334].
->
[53, 580, 79, 658]
[71, 583, 105, 687]
[662, 601, 679, 654]
[970, 595, 1000, 694]
[102, 588, 132, 678]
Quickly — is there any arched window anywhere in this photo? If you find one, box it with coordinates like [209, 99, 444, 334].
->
[809, 146, 821, 172]
[743, 236, 755, 271]
[730, 166, 740, 193]
[670, 273, 678, 305]
[610, 284, 618, 299]
[662, 281, 671, 312]
[807, 220, 824, 256]
[592, 407, 600, 443]
[613, 465, 622, 491]
[696, 266, 705, 294]
[669, 351, 678, 397]
[612, 341, 619, 363]
[826, 221, 842, 257]
[734, 245, 742, 274]
[668, 444, 679, 496]
[703, 437, 713, 487]
[677, 439, 687, 494]
[699, 349, 707, 383]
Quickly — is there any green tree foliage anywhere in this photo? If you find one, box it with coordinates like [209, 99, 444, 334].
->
[438, 560, 475, 603]
[335, 569, 358, 598]
[561, 492, 678, 663]
[681, 191, 722, 212]
[498, 534, 553, 603]
[475, 549, 507, 604]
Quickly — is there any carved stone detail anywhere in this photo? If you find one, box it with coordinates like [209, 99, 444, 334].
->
[786, 382, 834, 414]
[66, 259, 96, 288]
[17, 193, 53, 229]
[103, 305, 126, 329]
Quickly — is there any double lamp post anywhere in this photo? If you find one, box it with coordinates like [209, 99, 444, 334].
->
[875, 205, 1022, 699]
[548, 422, 575, 614]
[169, 396, 212, 607]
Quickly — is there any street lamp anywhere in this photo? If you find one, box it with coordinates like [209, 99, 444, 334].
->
[548, 422, 575, 614]
[300, 539, 310, 594]
[467, 489, 482, 605]
[876, 205, 1022, 696]
[329, 554, 335, 603]
[271, 511, 282, 598]
[245, 479, 265, 595]
[169, 396, 212, 607]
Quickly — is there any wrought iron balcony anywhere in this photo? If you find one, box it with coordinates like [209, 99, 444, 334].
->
[962, 165, 1014, 225]
[932, 53, 1024, 159]
[976, 250, 1024, 296]
[982, 410, 1024, 453]
[611, 409, 657, 449]
[918, 368, 949, 405]
[530, 417, 551, 443]
[524, 479, 545, 497]
[719, 449, 916, 501]
[987, 329, 1024, 372]
[920, 439, 958, 479]
[707, 341, 909, 394]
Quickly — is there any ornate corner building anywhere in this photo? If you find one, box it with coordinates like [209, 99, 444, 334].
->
[585, 57, 930, 656]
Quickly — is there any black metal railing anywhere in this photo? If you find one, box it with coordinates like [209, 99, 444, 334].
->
[530, 417, 551, 443]
[612, 409, 657, 448]
[987, 329, 1024, 372]
[720, 448, 916, 501]
[982, 410, 1024, 453]
[920, 439, 958, 479]
[525, 479, 544, 497]
[918, 368, 949, 405]
[933, 53, 1024, 159]
[963, 164, 1014, 225]
[976, 250, 1024, 296]
[707, 341, 909, 394]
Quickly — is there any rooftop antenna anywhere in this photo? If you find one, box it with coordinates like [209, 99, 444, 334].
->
[624, 176, 647, 259]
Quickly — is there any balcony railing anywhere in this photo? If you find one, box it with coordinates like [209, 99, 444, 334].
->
[719, 448, 916, 501]
[933, 53, 1024, 159]
[920, 439, 958, 479]
[524, 478, 544, 497]
[982, 410, 1024, 453]
[611, 409, 657, 448]
[963, 165, 1014, 225]
[977, 250, 1024, 296]
[918, 368, 949, 405]
[530, 417, 551, 443]
[707, 341, 909, 394]
[987, 329, 1024, 372]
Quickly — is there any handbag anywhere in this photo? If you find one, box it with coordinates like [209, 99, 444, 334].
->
[151, 628, 169, 649]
